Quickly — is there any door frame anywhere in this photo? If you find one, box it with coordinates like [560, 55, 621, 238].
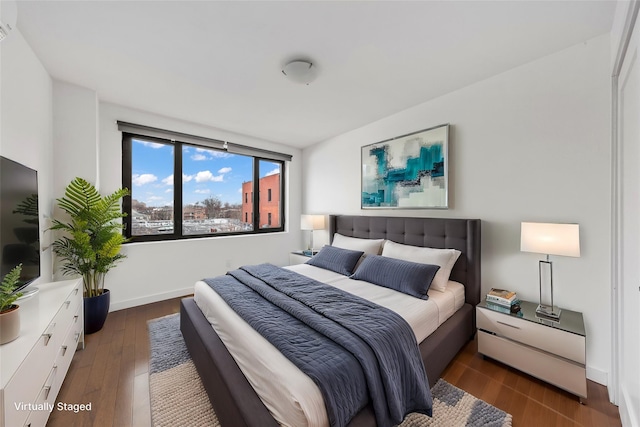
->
[611, 0, 640, 413]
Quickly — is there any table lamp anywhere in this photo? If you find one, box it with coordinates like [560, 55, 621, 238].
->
[520, 222, 580, 320]
[301, 214, 325, 255]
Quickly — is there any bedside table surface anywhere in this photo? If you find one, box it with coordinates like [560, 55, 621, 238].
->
[478, 299, 585, 337]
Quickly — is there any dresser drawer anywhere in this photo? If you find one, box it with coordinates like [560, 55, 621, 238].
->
[20, 365, 59, 427]
[3, 333, 58, 427]
[48, 284, 82, 352]
[477, 306, 585, 364]
[478, 330, 587, 397]
[51, 305, 82, 400]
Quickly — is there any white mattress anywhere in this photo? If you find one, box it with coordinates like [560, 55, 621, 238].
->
[193, 264, 465, 427]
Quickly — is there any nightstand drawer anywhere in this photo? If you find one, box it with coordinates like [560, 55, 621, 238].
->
[477, 306, 585, 364]
[478, 330, 587, 397]
[289, 252, 312, 265]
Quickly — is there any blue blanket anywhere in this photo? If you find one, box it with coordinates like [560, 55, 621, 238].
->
[203, 264, 432, 427]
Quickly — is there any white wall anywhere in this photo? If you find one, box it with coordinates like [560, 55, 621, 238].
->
[52, 81, 99, 196]
[0, 26, 53, 283]
[96, 102, 303, 310]
[303, 34, 612, 385]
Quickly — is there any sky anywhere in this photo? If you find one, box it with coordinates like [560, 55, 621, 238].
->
[131, 138, 280, 207]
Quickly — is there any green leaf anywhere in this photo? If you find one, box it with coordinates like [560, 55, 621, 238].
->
[0, 264, 23, 312]
[50, 178, 130, 296]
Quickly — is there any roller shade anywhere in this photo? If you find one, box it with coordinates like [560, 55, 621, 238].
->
[117, 121, 293, 162]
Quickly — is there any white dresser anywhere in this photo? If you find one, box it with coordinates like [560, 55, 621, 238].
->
[477, 299, 587, 400]
[0, 279, 84, 427]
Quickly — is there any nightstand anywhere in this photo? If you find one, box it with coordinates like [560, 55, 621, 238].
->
[289, 251, 313, 265]
[476, 299, 587, 401]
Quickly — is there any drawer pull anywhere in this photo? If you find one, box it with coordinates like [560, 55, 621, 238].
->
[74, 315, 79, 323]
[497, 320, 521, 330]
[43, 323, 56, 345]
[75, 332, 81, 343]
[43, 385, 52, 400]
[64, 300, 71, 308]
[74, 287, 79, 295]
[61, 345, 68, 356]
[44, 366, 58, 400]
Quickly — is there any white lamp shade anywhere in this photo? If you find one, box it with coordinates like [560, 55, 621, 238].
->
[301, 214, 325, 231]
[521, 222, 580, 257]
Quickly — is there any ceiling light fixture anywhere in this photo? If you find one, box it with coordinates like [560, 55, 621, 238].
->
[0, 0, 17, 43]
[282, 60, 317, 85]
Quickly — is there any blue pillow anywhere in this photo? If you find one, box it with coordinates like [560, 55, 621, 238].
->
[306, 245, 364, 275]
[350, 255, 440, 299]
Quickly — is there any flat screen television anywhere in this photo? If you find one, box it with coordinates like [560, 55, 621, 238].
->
[0, 155, 41, 290]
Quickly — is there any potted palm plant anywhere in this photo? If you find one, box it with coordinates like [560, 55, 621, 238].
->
[50, 177, 130, 334]
[0, 264, 23, 344]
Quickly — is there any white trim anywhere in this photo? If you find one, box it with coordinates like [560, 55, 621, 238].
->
[586, 367, 608, 387]
[610, 71, 620, 404]
[108, 287, 194, 312]
[611, 0, 640, 407]
[619, 384, 639, 427]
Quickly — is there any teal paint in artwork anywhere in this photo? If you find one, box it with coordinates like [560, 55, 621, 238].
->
[369, 146, 388, 177]
[361, 124, 448, 208]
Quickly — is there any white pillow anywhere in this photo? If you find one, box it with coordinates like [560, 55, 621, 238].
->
[331, 233, 384, 255]
[381, 240, 461, 292]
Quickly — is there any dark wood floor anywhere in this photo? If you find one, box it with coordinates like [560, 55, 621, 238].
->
[48, 297, 621, 427]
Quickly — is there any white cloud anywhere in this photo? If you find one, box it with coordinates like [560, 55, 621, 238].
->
[195, 170, 224, 183]
[162, 174, 194, 185]
[265, 168, 280, 177]
[135, 140, 165, 149]
[218, 167, 232, 174]
[146, 195, 172, 206]
[165, 188, 173, 193]
[132, 173, 158, 186]
[191, 154, 208, 161]
[210, 151, 232, 159]
[194, 189, 211, 194]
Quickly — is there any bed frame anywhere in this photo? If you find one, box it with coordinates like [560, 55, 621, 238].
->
[180, 215, 481, 427]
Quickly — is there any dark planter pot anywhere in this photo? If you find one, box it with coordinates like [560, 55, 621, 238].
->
[84, 289, 110, 334]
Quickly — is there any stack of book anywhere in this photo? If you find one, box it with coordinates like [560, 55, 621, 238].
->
[486, 288, 519, 314]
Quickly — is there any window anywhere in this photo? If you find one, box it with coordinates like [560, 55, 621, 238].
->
[121, 127, 287, 242]
[258, 160, 281, 229]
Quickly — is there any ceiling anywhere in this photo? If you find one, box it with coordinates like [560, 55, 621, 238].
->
[14, 1, 615, 148]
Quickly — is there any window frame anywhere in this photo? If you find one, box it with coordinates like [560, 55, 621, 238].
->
[122, 132, 286, 242]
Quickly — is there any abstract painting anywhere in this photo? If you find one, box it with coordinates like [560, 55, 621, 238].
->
[361, 124, 449, 209]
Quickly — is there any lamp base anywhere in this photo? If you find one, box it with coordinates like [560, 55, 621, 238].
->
[536, 304, 561, 320]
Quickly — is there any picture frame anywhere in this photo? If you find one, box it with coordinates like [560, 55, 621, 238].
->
[361, 123, 449, 209]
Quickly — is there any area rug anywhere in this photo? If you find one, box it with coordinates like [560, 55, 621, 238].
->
[148, 314, 512, 427]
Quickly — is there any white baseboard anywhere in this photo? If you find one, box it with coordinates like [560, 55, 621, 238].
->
[109, 287, 194, 312]
[586, 366, 608, 386]
[620, 384, 638, 427]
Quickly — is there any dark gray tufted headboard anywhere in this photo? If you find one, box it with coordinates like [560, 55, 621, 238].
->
[329, 215, 481, 306]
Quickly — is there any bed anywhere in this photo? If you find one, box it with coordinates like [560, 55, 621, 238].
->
[180, 215, 481, 427]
